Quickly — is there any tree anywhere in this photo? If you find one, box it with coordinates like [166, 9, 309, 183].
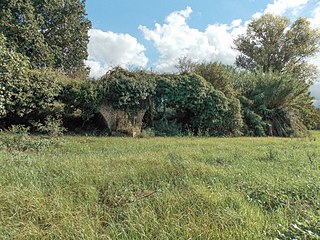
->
[194, 62, 237, 97]
[0, 0, 52, 68]
[234, 14, 320, 83]
[33, 0, 91, 76]
[0, 0, 91, 76]
[175, 56, 197, 74]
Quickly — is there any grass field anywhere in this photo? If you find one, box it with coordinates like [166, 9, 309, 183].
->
[0, 132, 319, 239]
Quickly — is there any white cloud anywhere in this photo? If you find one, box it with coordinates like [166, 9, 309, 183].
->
[139, 7, 240, 72]
[231, 19, 242, 28]
[86, 29, 148, 79]
[310, 2, 320, 28]
[309, 2, 320, 85]
[310, 82, 320, 108]
[264, 0, 310, 15]
[252, 0, 310, 19]
[85, 60, 110, 79]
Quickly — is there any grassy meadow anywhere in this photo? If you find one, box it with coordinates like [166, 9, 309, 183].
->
[0, 132, 319, 239]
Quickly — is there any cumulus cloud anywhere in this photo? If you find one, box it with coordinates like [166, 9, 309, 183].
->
[251, 0, 310, 18]
[310, 82, 320, 108]
[86, 29, 148, 79]
[139, 7, 241, 72]
[264, 0, 310, 15]
[85, 60, 110, 80]
[309, 2, 320, 90]
[310, 2, 320, 28]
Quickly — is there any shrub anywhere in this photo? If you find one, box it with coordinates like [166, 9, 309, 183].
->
[100, 67, 156, 110]
[1, 64, 63, 127]
[235, 71, 315, 137]
[0, 34, 29, 126]
[155, 73, 243, 136]
[194, 62, 238, 97]
[240, 96, 267, 136]
[32, 116, 65, 137]
[0, 125, 60, 152]
[59, 78, 102, 127]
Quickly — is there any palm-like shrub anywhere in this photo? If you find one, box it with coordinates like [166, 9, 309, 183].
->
[237, 71, 314, 137]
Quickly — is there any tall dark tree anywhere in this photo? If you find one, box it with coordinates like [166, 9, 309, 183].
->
[0, 0, 91, 76]
[234, 14, 320, 83]
[0, 0, 52, 67]
[34, 0, 91, 76]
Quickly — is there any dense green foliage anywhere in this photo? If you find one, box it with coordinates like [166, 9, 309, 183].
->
[100, 68, 157, 110]
[194, 62, 236, 96]
[59, 78, 101, 127]
[0, 38, 62, 127]
[33, 0, 91, 75]
[0, 33, 99, 131]
[236, 71, 315, 137]
[0, 0, 91, 75]
[0, 0, 52, 68]
[233, 14, 320, 136]
[2, 68, 64, 126]
[95, 69, 242, 136]
[234, 14, 320, 83]
[0, 35, 27, 119]
[0, 133, 319, 239]
[155, 73, 242, 136]
[0, 35, 62, 127]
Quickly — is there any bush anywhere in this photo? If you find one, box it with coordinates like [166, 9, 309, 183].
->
[155, 73, 243, 136]
[1, 34, 101, 133]
[0, 125, 60, 152]
[100, 67, 156, 110]
[0, 35, 97, 132]
[235, 71, 314, 137]
[194, 62, 237, 97]
[1, 65, 64, 127]
[32, 116, 65, 137]
[59, 78, 102, 128]
[0, 34, 29, 126]
[240, 96, 267, 136]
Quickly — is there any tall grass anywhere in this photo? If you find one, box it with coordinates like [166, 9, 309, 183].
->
[0, 132, 319, 239]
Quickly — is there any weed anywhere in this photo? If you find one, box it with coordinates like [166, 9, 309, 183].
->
[0, 125, 61, 152]
[259, 147, 280, 161]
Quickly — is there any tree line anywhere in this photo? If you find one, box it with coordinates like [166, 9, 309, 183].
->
[0, 0, 319, 137]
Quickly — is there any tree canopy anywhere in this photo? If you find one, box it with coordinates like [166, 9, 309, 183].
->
[0, 0, 91, 76]
[234, 14, 320, 83]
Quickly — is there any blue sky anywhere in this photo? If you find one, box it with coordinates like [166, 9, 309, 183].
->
[86, 0, 270, 33]
[86, 0, 269, 65]
[84, 0, 320, 106]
